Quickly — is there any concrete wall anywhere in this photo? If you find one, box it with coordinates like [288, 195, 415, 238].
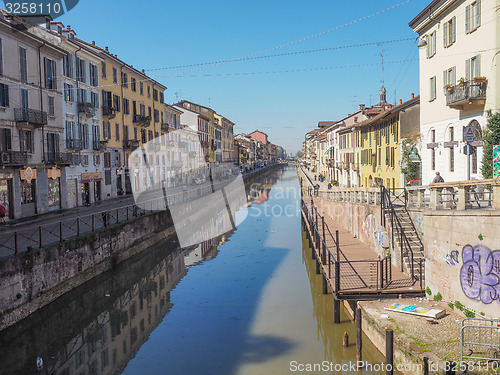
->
[422, 210, 500, 318]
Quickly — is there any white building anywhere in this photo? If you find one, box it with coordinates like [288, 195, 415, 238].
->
[409, 0, 496, 184]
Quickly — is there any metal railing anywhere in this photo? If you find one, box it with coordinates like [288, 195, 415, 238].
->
[14, 108, 48, 126]
[0, 151, 28, 166]
[301, 197, 393, 292]
[45, 152, 73, 165]
[446, 81, 487, 107]
[461, 317, 500, 366]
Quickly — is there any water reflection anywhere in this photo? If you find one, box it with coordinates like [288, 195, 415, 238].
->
[0, 167, 288, 375]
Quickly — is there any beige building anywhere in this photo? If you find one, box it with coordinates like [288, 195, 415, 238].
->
[409, 0, 498, 184]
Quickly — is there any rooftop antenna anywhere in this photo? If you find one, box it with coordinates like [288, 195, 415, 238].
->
[352, 95, 358, 111]
[208, 97, 211, 107]
[175, 90, 182, 102]
[379, 43, 385, 88]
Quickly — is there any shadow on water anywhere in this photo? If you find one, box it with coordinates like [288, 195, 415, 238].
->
[0, 166, 292, 375]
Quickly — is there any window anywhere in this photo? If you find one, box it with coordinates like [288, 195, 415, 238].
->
[443, 66, 456, 93]
[76, 57, 86, 83]
[426, 31, 436, 58]
[466, 55, 481, 81]
[64, 83, 75, 102]
[123, 125, 129, 141]
[102, 90, 112, 107]
[103, 121, 111, 140]
[19, 47, 27, 82]
[140, 82, 144, 95]
[0, 83, 9, 107]
[48, 96, 55, 116]
[123, 98, 129, 115]
[63, 54, 73, 78]
[153, 89, 158, 101]
[0, 38, 3, 75]
[115, 123, 120, 141]
[91, 92, 99, 108]
[141, 129, 146, 143]
[449, 127, 455, 172]
[113, 67, 117, 83]
[131, 77, 136, 92]
[90, 63, 98, 87]
[134, 127, 138, 140]
[113, 94, 120, 112]
[148, 106, 151, 118]
[77, 88, 87, 104]
[443, 17, 456, 47]
[154, 109, 159, 123]
[159, 92, 164, 103]
[429, 76, 436, 101]
[0, 128, 12, 151]
[19, 129, 34, 153]
[147, 85, 151, 98]
[148, 130, 153, 141]
[101, 61, 107, 78]
[104, 152, 111, 168]
[44, 58, 57, 89]
[466, 0, 481, 34]
[121, 72, 128, 88]
[21, 89, 28, 109]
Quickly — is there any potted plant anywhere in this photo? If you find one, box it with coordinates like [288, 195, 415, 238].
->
[444, 84, 453, 92]
[458, 77, 467, 87]
[474, 76, 487, 83]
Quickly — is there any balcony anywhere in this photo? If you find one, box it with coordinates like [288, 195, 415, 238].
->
[78, 102, 96, 118]
[133, 114, 151, 127]
[102, 106, 116, 119]
[161, 122, 169, 132]
[0, 151, 28, 166]
[14, 108, 48, 127]
[446, 81, 487, 109]
[66, 138, 83, 150]
[45, 152, 72, 165]
[123, 139, 140, 150]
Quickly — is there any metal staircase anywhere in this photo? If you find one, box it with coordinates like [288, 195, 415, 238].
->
[381, 187, 425, 281]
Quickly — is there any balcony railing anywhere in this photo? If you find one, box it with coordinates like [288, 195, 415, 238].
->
[45, 152, 72, 165]
[0, 151, 28, 166]
[161, 122, 169, 132]
[102, 106, 116, 119]
[133, 115, 151, 127]
[14, 108, 48, 126]
[66, 138, 83, 150]
[78, 102, 96, 118]
[123, 139, 140, 150]
[446, 81, 487, 109]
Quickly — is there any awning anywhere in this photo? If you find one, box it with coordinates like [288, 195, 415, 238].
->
[324, 146, 333, 154]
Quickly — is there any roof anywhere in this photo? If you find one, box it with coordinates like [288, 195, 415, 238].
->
[408, 0, 441, 28]
[317, 133, 327, 141]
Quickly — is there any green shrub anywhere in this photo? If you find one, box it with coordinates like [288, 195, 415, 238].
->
[448, 303, 455, 310]
[433, 292, 443, 301]
[426, 287, 432, 296]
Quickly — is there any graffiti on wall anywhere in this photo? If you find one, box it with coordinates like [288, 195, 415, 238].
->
[362, 214, 386, 248]
[460, 244, 500, 304]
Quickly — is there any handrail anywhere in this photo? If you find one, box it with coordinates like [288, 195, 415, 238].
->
[381, 186, 416, 280]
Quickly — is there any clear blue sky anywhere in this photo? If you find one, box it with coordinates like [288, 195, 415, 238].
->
[57, 0, 428, 153]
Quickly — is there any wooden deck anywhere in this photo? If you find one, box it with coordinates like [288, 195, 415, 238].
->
[301, 196, 424, 300]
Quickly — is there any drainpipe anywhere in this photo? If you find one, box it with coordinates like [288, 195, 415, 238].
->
[74, 46, 82, 156]
[38, 41, 46, 162]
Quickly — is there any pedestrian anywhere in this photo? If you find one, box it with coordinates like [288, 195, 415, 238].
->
[0, 204, 6, 223]
[432, 171, 444, 184]
[314, 174, 317, 181]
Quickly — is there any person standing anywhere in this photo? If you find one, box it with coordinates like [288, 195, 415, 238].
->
[0, 204, 6, 223]
[432, 171, 444, 183]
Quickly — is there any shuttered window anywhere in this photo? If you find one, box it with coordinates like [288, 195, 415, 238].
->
[466, 0, 481, 34]
[19, 47, 27, 82]
[430, 76, 436, 101]
[443, 17, 456, 47]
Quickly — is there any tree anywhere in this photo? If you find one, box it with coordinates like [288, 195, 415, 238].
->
[481, 111, 500, 179]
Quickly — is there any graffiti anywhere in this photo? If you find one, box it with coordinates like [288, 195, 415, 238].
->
[460, 244, 500, 304]
[416, 213, 422, 227]
[428, 241, 448, 261]
[445, 251, 459, 266]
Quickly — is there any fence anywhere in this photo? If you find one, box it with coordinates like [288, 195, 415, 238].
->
[0, 164, 283, 258]
[461, 317, 500, 366]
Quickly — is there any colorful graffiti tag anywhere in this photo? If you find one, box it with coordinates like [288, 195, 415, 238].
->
[362, 214, 387, 248]
[493, 145, 500, 179]
[460, 245, 500, 304]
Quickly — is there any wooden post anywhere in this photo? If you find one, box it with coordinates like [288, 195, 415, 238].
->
[343, 332, 349, 347]
[356, 306, 362, 365]
[386, 329, 393, 375]
[334, 299, 340, 324]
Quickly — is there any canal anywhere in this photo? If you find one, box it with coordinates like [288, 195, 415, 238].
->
[0, 166, 396, 374]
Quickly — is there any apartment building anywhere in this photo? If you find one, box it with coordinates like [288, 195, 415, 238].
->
[0, 13, 67, 219]
[409, 0, 497, 184]
[221, 116, 234, 162]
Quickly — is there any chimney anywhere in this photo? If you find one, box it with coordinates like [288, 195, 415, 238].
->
[359, 104, 365, 111]
[92, 41, 95, 45]
[142, 69, 145, 74]
[67, 25, 70, 29]
[399, 99, 403, 105]
[105, 46, 109, 52]
[411, 93, 415, 99]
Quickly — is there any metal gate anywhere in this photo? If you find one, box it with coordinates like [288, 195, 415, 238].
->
[461, 318, 500, 364]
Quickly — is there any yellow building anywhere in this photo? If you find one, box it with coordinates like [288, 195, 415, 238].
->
[359, 95, 420, 189]
[80, 42, 167, 195]
[221, 116, 235, 162]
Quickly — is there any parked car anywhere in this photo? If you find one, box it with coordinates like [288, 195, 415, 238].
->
[194, 175, 206, 185]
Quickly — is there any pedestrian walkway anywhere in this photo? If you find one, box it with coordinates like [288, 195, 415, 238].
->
[302, 167, 330, 190]
[301, 196, 423, 298]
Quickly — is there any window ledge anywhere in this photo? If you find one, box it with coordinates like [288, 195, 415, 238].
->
[0, 106, 7, 111]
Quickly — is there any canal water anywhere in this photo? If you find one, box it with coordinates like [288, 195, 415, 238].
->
[0, 166, 397, 375]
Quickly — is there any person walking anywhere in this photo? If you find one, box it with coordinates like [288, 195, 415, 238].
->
[0, 204, 6, 223]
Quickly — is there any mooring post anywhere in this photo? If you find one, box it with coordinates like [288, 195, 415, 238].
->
[423, 357, 429, 375]
[386, 329, 393, 375]
[445, 362, 456, 375]
[334, 298, 341, 324]
[316, 258, 320, 274]
[356, 305, 362, 366]
[343, 332, 349, 347]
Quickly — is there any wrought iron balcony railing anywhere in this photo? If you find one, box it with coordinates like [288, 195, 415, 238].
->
[102, 106, 116, 119]
[45, 152, 72, 165]
[0, 151, 28, 166]
[78, 102, 96, 117]
[446, 81, 487, 109]
[66, 138, 83, 150]
[14, 108, 48, 126]
[133, 115, 151, 127]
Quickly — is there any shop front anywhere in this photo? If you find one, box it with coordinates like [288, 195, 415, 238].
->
[47, 167, 61, 212]
[0, 172, 13, 220]
[81, 172, 103, 206]
[20, 167, 37, 217]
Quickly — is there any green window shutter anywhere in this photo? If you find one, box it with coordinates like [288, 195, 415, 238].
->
[443, 23, 448, 47]
[451, 17, 456, 43]
[475, 54, 481, 77]
[476, 0, 481, 28]
[465, 5, 471, 33]
[452, 66, 456, 85]
[465, 58, 471, 81]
